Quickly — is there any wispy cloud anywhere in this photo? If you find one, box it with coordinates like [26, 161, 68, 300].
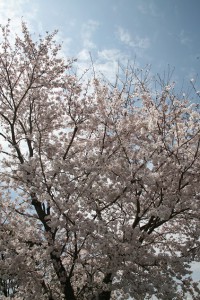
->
[0, 0, 38, 32]
[77, 49, 91, 62]
[95, 48, 130, 81]
[179, 30, 191, 46]
[81, 20, 99, 49]
[116, 26, 150, 49]
[76, 47, 129, 83]
[137, 1, 161, 17]
[97, 48, 127, 62]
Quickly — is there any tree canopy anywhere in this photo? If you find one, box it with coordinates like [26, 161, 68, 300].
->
[0, 21, 200, 300]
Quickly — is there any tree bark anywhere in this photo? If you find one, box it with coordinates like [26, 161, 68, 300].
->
[63, 279, 76, 300]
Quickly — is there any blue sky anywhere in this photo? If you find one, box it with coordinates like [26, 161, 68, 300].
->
[1, 0, 200, 92]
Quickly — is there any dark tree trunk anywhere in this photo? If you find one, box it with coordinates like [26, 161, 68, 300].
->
[63, 279, 76, 300]
[50, 253, 76, 300]
[97, 290, 111, 300]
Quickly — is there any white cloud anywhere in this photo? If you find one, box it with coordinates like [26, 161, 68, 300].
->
[77, 49, 91, 62]
[117, 27, 133, 46]
[95, 48, 128, 81]
[116, 26, 150, 49]
[95, 60, 119, 81]
[81, 20, 99, 49]
[0, 0, 38, 33]
[97, 48, 126, 62]
[54, 31, 72, 57]
[76, 47, 129, 84]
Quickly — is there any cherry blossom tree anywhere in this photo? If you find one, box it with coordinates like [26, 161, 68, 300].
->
[0, 21, 200, 300]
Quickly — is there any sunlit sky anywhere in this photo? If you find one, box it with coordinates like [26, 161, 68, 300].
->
[1, 0, 200, 90]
